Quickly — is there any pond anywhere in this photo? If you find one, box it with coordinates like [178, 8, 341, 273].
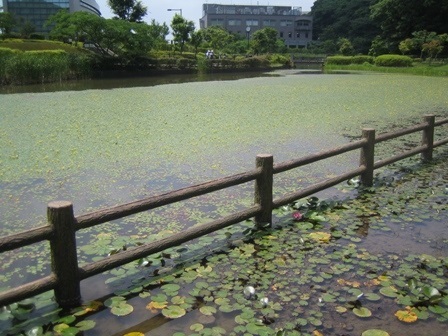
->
[0, 70, 447, 335]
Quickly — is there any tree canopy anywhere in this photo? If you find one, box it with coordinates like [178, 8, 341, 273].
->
[108, 0, 147, 22]
[170, 14, 195, 53]
[370, 0, 448, 46]
[46, 11, 169, 59]
[0, 12, 15, 37]
[311, 0, 380, 54]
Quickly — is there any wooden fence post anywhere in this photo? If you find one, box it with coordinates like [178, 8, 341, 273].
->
[360, 128, 375, 187]
[48, 201, 81, 308]
[254, 154, 273, 228]
[421, 114, 435, 162]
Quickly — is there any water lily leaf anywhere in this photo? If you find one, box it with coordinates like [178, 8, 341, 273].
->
[395, 309, 418, 323]
[111, 302, 134, 316]
[199, 306, 217, 316]
[364, 293, 381, 301]
[161, 284, 181, 294]
[335, 306, 347, 313]
[428, 305, 447, 315]
[361, 330, 390, 336]
[53, 323, 70, 333]
[162, 305, 186, 319]
[379, 287, 398, 298]
[76, 320, 96, 331]
[353, 307, 372, 318]
[124, 333, 145, 336]
[309, 232, 331, 243]
[57, 315, 76, 324]
[104, 296, 125, 308]
[422, 286, 441, 299]
[190, 323, 204, 332]
[146, 301, 168, 311]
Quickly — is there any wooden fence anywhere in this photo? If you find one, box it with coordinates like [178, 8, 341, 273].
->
[0, 114, 447, 308]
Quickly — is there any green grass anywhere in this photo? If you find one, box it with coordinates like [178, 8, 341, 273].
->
[325, 62, 448, 76]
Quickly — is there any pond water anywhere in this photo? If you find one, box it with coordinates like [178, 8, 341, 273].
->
[0, 70, 447, 335]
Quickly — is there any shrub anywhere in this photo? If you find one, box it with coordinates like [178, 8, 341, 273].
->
[237, 56, 270, 69]
[326, 56, 353, 65]
[351, 55, 374, 64]
[375, 54, 413, 67]
[267, 53, 292, 67]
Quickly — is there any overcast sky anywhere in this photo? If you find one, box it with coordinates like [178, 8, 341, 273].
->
[96, 1, 316, 28]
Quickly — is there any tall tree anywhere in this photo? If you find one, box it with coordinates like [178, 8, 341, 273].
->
[311, 0, 380, 54]
[202, 26, 233, 51]
[170, 14, 195, 53]
[371, 0, 448, 47]
[108, 0, 147, 22]
[0, 12, 15, 37]
[251, 27, 280, 54]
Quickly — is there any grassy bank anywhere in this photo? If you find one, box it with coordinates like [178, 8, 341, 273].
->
[325, 62, 448, 77]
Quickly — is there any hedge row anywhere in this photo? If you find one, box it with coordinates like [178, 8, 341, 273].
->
[327, 54, 413, 67]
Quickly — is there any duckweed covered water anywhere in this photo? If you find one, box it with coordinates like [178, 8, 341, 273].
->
[0, 71, 447, 335]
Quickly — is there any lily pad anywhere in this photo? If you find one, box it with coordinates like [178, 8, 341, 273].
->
[395, 309, 418, 323]
[162, 305, 186, 319]
[361, 330, 390, 336]
[199, 306, 217, 316]
[111, 302, 134, 316]
[353, 307, 372, 318]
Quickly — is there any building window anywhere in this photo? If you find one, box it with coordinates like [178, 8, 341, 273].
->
[297, 20, 310, 27]
[288, 32, 292, 38]
[263, 19, 276, 27]
[279, 32, 284, 38]
[280, 20, 293, 27]
[210, 19, 225, 26]
[246, 19, 259, 26]
[228, 19, 241, 26]
[296, 32, 300, 38]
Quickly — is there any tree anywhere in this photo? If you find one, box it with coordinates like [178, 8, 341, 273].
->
[251, 27, 280, 54]
[371, 0, 448, 48]
[0, 12, 15, 37]
[189, 30, 203, 56]
[398, 38, 415, 55]
[170, 14, 195, 53]
[47, 11, 157, 58]
[311, 0, 380, 54]
[20, 21, 35, 39]
[338, 38, 355, 55]
[108, 0, 147, 22]
[202, 26, 233, 52]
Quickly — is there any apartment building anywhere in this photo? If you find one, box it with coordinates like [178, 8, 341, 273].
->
[199, 3, 313, 48]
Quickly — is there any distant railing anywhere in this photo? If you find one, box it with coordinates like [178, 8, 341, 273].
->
[0, 115, 446, 308]
[291, 54, 326, 68]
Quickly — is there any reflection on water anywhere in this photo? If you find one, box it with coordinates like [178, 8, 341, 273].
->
[0, 71, 281, 94]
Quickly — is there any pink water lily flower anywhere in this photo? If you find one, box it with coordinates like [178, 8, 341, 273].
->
[292, 211, 303, 221]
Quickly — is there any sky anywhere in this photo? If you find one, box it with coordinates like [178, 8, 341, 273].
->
[96, 1, 316, 28]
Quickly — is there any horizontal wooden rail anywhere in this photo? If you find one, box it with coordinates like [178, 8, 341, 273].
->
[434, 138, 448, 147]
[273, 166, 366, 208]
[374, 145, 428, 169]
[0, 274, 57, 307]
[435, 117, 448, 126]
[0, 225, 53, 253]
[376, 122, 427, 143]
[273, 139, 367, 174]
[1, 114, 447, 309]
[76, 168, 261, 230]
[79, 205, 261, 279]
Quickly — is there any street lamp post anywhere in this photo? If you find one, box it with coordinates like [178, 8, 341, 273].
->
[246, 26, 251, 50]
[167, 8, 182, 16]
